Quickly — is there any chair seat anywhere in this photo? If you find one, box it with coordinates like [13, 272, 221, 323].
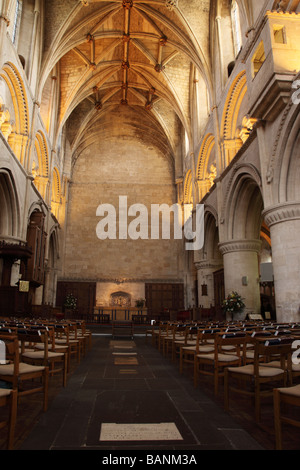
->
[196, 353, 239, 362]
[222, 345, 236, 351]
[22, 351, 64, 360]
[227, 364, 285, 377]
[276, 384, 300, 397]
[182, 345, 196, 352]
[0, 388, 11, 398]
[55, 339, 78, 344]
[34, 344, 67, 351]
[198, 345, 215, 353]
[0, 362, 46, 376]
[261, 360, 300, 372]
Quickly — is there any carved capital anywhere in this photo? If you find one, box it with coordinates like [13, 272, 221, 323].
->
[219, 239, 262, 255]
[195, 260, 223, 271]
[263, 202, 300, 227]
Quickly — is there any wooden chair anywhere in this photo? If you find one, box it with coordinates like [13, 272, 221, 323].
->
[53, 324, 80, 370]
[273, 384, 300, 450]
[158, 322, 176, 352]
[162, 323, 186, 358]
[224, 337, 292, 422]
[0, 334, 49, 412]
[0, 388, 17, 450]
[179, 327, 215, 375]
[74, 321, 92, 351]
[194, 331, 246, 396]
[19, 328, 68, 387]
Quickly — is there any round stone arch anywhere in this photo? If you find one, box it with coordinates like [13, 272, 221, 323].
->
[195, 207, 223, 310]
[0, 168, 21, 240]
[203, 205, 221, 261]
[183, 170, 193, 205]
[222, 163, 263, 241]
[219, 164, 264, 316]
[44, 226, 60, 306]
[262, 103, 300, 322]
[276, 104, 300, 203]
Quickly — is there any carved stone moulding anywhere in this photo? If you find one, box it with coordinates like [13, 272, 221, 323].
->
[263, 202, 300, 227]
[110, 291, 131, 308]
[219, 239, 262, 255]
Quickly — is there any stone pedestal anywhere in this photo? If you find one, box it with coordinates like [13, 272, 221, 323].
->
[219, 239, 262, 316]
[263, 203, 300, 323]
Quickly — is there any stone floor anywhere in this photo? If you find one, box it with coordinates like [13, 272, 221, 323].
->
[18, 333, 264, 452]
[2, 330, 300, 454]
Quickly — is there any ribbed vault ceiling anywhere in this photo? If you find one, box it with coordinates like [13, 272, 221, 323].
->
[40, 0, 211, 168]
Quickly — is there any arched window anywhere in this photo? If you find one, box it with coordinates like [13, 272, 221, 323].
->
[231, 1, 242, 57]
[11, 0, 22, 45]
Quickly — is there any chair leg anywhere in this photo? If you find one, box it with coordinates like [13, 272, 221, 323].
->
[273, 389, 283, 450]
[7, 390, 17, 450]
[224, 368, 229, 411]
[214, 368, 219, 396]
[63, 354, 68, 387]
[43, 367, 49, 412]
[193, 357, 198, 388]
[255, 381, 261, 423]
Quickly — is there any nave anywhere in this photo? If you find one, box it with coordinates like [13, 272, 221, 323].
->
[1, 321, 300, 452]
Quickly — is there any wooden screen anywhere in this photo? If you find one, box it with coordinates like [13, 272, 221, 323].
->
[145, 283, 184, 315]
[56, 281, 96, 316]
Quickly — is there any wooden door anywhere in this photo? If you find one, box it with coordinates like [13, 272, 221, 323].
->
[214, 269, 225, 317]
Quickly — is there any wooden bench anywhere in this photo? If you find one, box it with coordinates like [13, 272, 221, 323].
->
[112, 322, 134, 339]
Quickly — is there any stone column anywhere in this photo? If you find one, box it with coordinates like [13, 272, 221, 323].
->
[219, 239, 262, 317]
[263, 203, 300, 323]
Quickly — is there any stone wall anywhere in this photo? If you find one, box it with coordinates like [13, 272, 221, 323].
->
[62, 106, 184, 283]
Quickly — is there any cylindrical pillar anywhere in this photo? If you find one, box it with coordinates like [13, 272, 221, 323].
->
[219, 239, 262, 318]
[263, 203, 300, 323]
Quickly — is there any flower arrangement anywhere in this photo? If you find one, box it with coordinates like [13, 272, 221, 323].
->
[222, 291, 245, 314]
[135, 298, 145, 308]
[64, 293, 77, 310]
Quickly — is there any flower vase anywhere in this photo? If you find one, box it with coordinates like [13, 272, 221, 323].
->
[232, 310, 246, 321]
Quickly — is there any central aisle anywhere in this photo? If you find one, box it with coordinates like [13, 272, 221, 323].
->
[20, 334, 263, 451]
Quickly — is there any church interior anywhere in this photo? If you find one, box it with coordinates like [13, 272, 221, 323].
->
[0, 0, 300, 452]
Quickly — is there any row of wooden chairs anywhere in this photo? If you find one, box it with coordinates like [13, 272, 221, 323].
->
[148, 319, 300, 449]
[0, 317, 92, 450]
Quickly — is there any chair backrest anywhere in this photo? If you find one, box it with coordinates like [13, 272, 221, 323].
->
[215, 332, 250, 361]
[253, 337, 293, 374]
[0, 334, 20, 374]
[195, 328, 222, 353]
[17, 328, 48, 360]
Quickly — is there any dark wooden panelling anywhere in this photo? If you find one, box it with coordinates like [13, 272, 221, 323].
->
[56, 281, 96, 315]
[145, 283, 184, 315]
